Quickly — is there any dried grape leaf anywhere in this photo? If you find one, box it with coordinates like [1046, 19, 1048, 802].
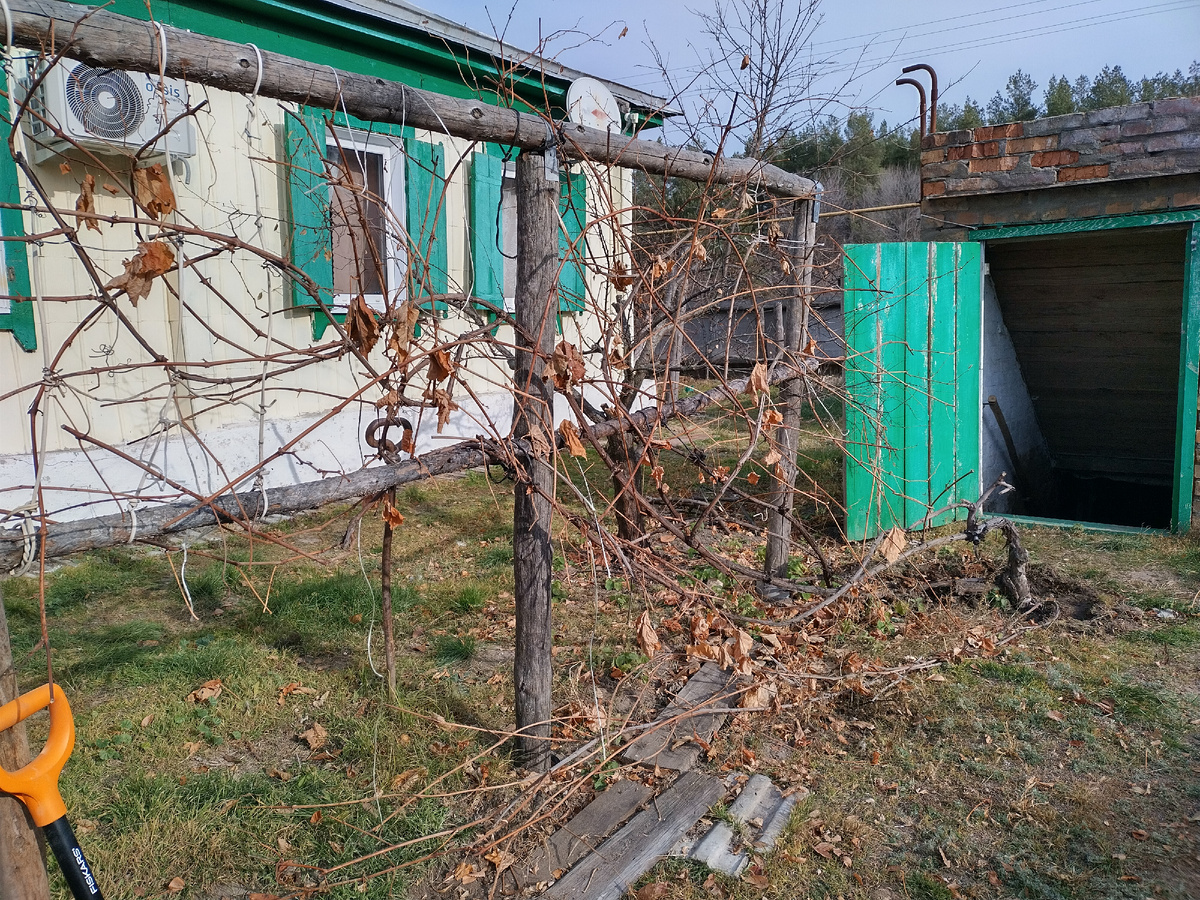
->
[133, 163, 176, 219]
[346, 293, 379, 354]
[560, 420, 587, 458]
[428, 347, 455, 383]
[75, 173, 100, 232]
[552, 340, 585, 392]
[105, 240, 176, 306]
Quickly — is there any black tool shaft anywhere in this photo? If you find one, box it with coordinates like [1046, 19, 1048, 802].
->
[43, 816, 104, 900]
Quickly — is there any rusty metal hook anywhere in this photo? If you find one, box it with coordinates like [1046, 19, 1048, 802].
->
[365, 415, 414, 464]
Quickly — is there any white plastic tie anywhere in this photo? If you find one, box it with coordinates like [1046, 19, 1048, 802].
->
[246, 42, 263, 97]
[0, 0, 12, 57]
[153, 21, 168, 76]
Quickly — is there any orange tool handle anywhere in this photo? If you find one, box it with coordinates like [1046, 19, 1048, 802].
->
[0, 683, 75, 827]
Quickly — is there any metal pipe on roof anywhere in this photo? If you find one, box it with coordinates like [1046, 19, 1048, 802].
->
[895, 77, 927, 137]
[902, 63, 939, 133]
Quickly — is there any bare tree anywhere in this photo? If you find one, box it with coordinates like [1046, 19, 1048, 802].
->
[694, 0, 826, 159]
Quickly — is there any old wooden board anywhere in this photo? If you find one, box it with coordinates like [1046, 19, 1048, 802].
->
[542, 770, 724, 900]
[620, 663, 733, 771]
[515, 778, 653, 889]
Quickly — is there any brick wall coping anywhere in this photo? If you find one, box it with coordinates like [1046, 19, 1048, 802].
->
[920, 96, 1200, 200]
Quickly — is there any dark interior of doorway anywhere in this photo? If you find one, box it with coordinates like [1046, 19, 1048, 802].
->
[982, 227, 1187, 529]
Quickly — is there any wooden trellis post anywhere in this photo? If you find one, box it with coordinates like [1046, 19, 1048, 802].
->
[0, 586, 51, 899]
[511, 150, 559, 771]
[763, 199, 817, 593]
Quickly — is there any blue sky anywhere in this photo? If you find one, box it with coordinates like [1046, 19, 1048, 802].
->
[432, 0, 1200, 139]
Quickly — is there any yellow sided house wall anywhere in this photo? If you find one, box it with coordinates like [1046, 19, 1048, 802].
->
[0, 79, 630, 523]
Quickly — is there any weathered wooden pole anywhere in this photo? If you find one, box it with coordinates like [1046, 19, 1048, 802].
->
[511, 150, 559, 771]
[0, 586, 52, 899]
[379, 488, 398, 697]
[763, 199, 817, 596]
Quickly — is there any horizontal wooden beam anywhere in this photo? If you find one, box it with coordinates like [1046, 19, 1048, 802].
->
[7, 0, 816, 198]
[0, 361, 802, 569]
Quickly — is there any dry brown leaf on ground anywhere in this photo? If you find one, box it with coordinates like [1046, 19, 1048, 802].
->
[105, 240, 176, 306]
[743, 864, 769, 888]
[731, 628, 755, 676]
[445, 861, 485, 885]
[75, 173, 100, 232]
[560, 420, 587, 458]
[165, 877, 186, 894]
[483, 848, 516, 872]
[635, 610, 661, 658]
[301, 722, 328, 750]
[186, 678, 222, 704]
[552, 340, 585, 392]
[880, 526, 907, 564]
[133, 163, 176, 219]
[277, 682, 317, 705]
[741, 679, 777, 709]
[346, 293, 379, 354]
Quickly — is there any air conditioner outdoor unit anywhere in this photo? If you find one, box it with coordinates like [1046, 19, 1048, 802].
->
[20, 58, 196, 165]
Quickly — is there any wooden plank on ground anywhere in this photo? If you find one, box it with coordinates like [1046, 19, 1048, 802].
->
[620, 663, 733, 771]
[542, 770, 724, 900]
[515, 778, 653, 889]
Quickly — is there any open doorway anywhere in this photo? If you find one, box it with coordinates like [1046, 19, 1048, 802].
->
[979, 227, 1188, 529]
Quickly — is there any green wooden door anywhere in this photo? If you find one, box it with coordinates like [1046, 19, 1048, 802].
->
[843, 243, 983, 540]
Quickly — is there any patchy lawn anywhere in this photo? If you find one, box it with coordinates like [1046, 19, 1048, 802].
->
[2, 430, 1198, 900]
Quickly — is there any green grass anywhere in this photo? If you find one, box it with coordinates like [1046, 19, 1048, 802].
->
[479, 544, 513, 569]
[432, 634, 476, 664]
[4, 394, 1199, 900]
[450, 582, 491, 613]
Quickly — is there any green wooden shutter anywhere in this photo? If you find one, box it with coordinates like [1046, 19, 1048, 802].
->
[843, 242, 983, 540]
[469, 150, 504, 317]
[405, 137, 448, 315]
[0, 64, 34, 352]
[558, 171, 587, 313]
[283, 107, 333, 314]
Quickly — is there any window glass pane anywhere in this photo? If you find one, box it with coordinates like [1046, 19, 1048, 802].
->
[328, 146, 386, 298]
[501, 173, 517, 308]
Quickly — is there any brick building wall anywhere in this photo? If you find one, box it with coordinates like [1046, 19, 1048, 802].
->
[918, 97, 1200, 526]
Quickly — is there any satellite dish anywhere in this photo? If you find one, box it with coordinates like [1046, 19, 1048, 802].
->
[566, 77, 622, 131]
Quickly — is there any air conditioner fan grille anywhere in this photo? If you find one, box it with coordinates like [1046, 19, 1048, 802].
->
[64, 64, 144, 141]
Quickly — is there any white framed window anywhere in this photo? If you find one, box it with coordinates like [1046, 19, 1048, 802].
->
[325, 128, 406, 312]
